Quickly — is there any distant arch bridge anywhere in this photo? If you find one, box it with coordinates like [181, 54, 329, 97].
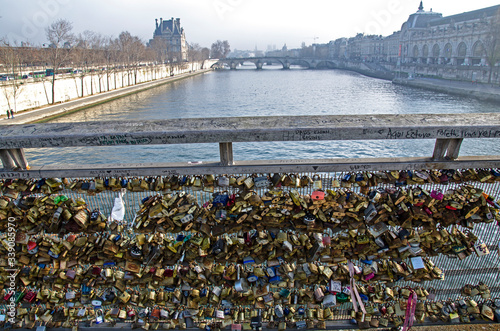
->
[212, 57, 339, 70]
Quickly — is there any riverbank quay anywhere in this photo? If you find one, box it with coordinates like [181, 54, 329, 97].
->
[0, 68, 213, 125]
[393, 77, 500, 103]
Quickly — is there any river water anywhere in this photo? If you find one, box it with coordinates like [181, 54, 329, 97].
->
[27, 65, 500, 166]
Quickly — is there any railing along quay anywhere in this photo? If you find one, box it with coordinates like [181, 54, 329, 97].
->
[1, 113, 500, 178]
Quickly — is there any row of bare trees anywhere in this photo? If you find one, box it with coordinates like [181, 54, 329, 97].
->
[0, 19, 213, 107]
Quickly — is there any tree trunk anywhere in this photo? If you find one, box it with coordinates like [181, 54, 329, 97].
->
[488, 67, 493, 84]
[81, 76, 84, 97]
[51, 73, 56, 104]
[90, 74, 93, 95]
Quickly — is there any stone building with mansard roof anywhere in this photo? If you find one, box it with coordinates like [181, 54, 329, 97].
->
[398, 2, 500, 66]
[149, 17, 187, 62]
[333, 2, 499, 70]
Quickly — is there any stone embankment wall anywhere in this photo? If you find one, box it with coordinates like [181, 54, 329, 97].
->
[393, 78, 500, 103]
[0, 61, 207, 113]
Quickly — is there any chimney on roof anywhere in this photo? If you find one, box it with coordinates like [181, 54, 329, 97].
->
[418, 1, 424, 11]
[155, 19, 158, 29]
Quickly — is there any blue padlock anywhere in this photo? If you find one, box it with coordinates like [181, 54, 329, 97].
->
[81, 284, 91, 296]
[36, 179, 45, 189]
[269, 275, 281, 284]
[48, 250, 59, 259]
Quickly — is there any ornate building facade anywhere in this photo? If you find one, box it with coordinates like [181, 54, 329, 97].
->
[149, 17, 187, 62]
[330, 2, 500, 82]
[399, 3, 499, 66]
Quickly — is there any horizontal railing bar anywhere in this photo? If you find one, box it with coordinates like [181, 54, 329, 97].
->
[1, 114, 500, 149]
[2, 155, 500, 179]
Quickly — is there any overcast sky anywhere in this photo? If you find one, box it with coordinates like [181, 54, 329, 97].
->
[1, 0, 499, 50]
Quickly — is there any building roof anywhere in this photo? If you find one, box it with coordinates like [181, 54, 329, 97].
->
[428, 5, 500, 26]
[406, 11, 443, 29]
[154, 18, 183, 37]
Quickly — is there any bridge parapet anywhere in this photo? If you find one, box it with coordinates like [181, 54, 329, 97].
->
[0, 113, 499, 178]
[214, 57, 339, 70]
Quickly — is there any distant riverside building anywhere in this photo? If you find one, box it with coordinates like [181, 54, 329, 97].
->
[149, 17, 187, 62]
[327, 2, 500, 82]
[399, 2, 499, 66]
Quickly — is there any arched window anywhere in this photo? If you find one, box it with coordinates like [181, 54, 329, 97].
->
[422, 44, 429, 58]
[444, 43, 452, 58]
[432, 44, 440, 57]
[472, 41, 485, 57]
[457, 42, 467, 57]
[471, 41, 485, 65]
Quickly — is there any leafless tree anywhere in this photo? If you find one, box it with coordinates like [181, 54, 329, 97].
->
[103, 37, 119, 90]
[130, 37, 146, 85]
[116, 32, 146, 85]
[116, 31, 135, 86]
[188, 43, 210, 62]
[45, 19, 74, 104]
[90, 34, 106, 93]
[201, 47, 210, 61]
[210, 40, 230, 59]
[149, 37, 169, 64]
[0, 39, 25, 114]
[74, 30, 98, 96]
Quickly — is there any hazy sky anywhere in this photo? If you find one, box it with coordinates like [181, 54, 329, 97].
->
[1, 0, 499, 50]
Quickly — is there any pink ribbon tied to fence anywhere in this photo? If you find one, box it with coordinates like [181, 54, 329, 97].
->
[348, 261, 366, 314]
[403, 290, 417, 331]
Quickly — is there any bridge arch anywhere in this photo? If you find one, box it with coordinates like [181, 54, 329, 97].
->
[289, 59, 311, 69]
[315, 60, 337, 69]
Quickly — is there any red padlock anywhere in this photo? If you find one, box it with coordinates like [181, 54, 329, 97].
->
[311, 190, 325, 201]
